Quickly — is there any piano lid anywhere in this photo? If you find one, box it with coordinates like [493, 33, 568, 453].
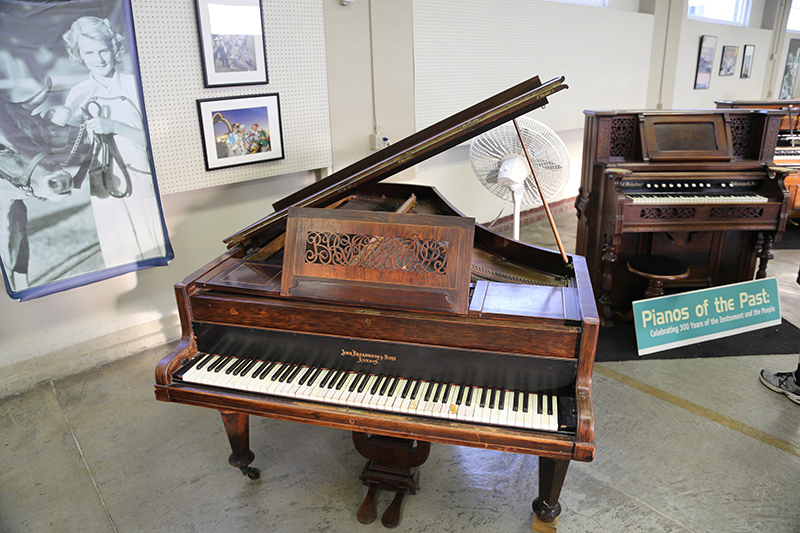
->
[224, 75, 568, 249]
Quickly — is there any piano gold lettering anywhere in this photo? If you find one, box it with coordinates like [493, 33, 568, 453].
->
[340, 348, 397, 365]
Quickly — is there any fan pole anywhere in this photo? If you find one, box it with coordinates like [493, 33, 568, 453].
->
[512, 119, 569, 265]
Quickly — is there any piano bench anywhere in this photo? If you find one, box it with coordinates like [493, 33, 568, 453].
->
[627, 255, 690, 299]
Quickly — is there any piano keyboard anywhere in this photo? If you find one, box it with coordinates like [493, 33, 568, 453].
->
[627, 193, 768, 204]
[178, 353, 560, 432]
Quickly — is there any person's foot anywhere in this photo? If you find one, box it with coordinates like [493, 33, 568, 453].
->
[759, 369, 800, 405]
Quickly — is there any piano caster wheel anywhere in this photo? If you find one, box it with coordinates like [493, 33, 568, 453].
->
[239, 466, 260, 479]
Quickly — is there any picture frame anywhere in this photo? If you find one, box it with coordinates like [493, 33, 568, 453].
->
[719, 45, 738, 76]
[195, 0, 269, 87]
[741, 44, 755, 78]
[780, 39, 800, 99]
[197, 94, 285, 171]
[694, 35, 717, 90]
[0, 0, 173, 301]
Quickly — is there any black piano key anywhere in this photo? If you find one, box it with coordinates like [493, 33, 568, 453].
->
[547, 395, 553, 416]
[286, 365, 303, 383]
[387, 377, 399, 396]
[479, 387, 487, 408]
[488, 388, 496, 409]
[432, 382, 444, 403]
[379, 376, 392, 396]
[357, 374, 372, 393]
[400, 378, 414, 399]
[210, 355, 231, 372]
[318, 369, 335, 388]
[327, 369, 344, 389]
[498, 390, 506, 411]
[465, 386, 474, 407]
[522, 391, 529, 413]
[513, 390, 520, 412]
[297, 366, 315, 386]
[410, 380, 421, 400]
[349, 373, 364, 392]
[194, 353, 215, 370]
[225, 358, 243, 375]
[269, 363, 286, 381]
[238, 359, 258, 376]
[279, 364, 296, 383]
[441, 383, 451, 403]
[455, 384, 466, 406]
[335, 371, 349, 390]
[371, 375, 386, 395]
[306, 367, 324, 386]
[251, 360, 271, 379]
[537, 393, 544, 415]
[423, 381, 436, 402]
[257, 361, 277, 380]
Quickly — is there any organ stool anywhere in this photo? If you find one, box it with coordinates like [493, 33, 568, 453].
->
[627, 255, 689, 299]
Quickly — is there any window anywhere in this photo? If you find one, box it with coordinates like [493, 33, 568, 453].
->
[788, 0, 800, 33]
[687, 0, 750, 26]
[545, 0, 607, 7]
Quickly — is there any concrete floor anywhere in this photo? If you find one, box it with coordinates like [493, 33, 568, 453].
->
[2, 212, 800, 533]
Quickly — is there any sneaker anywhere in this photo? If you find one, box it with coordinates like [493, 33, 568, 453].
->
[759, 369, 800, 405]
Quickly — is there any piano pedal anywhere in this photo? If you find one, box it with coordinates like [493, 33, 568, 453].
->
[356, 483, 379, 524]
[381, 488, 407, 528]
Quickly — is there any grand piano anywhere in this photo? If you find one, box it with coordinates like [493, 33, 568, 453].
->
[575, 109, 790, 325]
[154, 75, 599, 528]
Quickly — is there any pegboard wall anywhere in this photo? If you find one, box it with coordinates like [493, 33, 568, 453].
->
[130, 0, 331, 194]
[413, 0, 654, 134]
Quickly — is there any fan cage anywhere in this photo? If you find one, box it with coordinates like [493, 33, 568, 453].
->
[469, 117, 569, 206]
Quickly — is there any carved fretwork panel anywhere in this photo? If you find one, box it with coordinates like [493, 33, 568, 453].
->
[304, 231, 448, 275]
[609, 117, 637, 159]
[728, 116, 753, 158]
[639, 207, 697, 220]
[709, 206, 765, 219]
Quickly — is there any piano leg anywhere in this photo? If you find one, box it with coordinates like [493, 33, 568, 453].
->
[220, 410, 260, 479]
[756, 231, 774, 279]
[532, 457, 570, 523]
[352, 432, 431, 528]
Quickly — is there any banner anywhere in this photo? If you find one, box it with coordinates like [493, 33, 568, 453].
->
[632, 278, 781, 355]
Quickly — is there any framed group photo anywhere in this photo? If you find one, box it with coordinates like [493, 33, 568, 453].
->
[0, 0, 173, 301]
[195, 0, 269, 87]
[197, 94, 285, 171]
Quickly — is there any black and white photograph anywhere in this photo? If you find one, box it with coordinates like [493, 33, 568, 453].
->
[781, 38, 800, 98]
[197, 93, 284, 170]
[195, 0, 269, 87]
[0, 0, 172, 300]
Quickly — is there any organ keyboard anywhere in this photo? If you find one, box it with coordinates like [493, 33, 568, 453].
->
[575, 109, 790, 324]
[155, 75, 598, 528]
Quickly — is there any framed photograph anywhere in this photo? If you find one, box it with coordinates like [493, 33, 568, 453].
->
[195, 0, 269, 87]
[740, 44, 755, 78]
[198, 94, 285, 171]
[694, 35, 717, 89]
[0, 0, 173, 301]
[719, 45, 738, 76]
[781, 39, 800, 99]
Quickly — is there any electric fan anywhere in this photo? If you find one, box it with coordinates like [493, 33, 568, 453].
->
[469, 116, 570, 241]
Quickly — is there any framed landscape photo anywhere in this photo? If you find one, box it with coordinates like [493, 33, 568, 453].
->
[198, 94, 285, 171]
[694, 35, 717, 89]
[195, 0, 269, 87]
[719, 45, 738, 76]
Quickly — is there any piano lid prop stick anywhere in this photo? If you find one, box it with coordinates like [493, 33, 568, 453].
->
[512, 119, 569, 265]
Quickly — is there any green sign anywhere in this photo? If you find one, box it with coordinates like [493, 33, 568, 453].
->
[632, 277, 781, 355]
